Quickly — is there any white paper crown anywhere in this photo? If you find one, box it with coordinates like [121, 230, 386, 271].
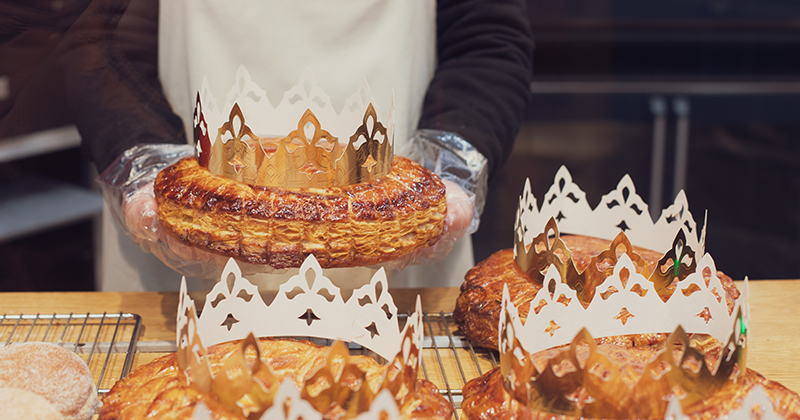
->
[197, 66, 393, 145]
[508, 166, 744, 350]
[497, 167, 761, 419]
[177, 255, 423, 420]
[180, 256, 406, 359]
[506, 255, 747, 354]
[514, 166, 705, 259]
[194, 65, 395, 188]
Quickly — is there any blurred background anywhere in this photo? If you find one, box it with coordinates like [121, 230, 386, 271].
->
[2, 0, 800, 290]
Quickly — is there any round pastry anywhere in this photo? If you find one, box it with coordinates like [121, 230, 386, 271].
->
[100, 338, 453, 420]
[0, 387, 65, 420]
[155, 156, 446, 269]
[461, 334, 800, 420]
[453, 235, 740, 350]
[0, 342, 98, 420]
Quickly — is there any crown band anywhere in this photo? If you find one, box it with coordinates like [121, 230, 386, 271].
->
[193, 67, 394, 189]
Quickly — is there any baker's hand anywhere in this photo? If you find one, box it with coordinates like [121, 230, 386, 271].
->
[379, 180, 476, 271]
[122, 182, 227, 273]
[441, 179, 474, 244]
[397, 129, 488, 270]
[122, 182, 160, 243]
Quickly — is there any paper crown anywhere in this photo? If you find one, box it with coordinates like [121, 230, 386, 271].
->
[176, 256, 422, 420]
[193, 66, 394, 188]
[514, 166, 707, 304]
[500, 167, 752, 418]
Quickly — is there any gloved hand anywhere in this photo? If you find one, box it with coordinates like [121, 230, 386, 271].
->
[98, 144, 236, 279]
[122, 180, 222, 265]
[385, 129, 488, 270]
[442, 179, 475, 242]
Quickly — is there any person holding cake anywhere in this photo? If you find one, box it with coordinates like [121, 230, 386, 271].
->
[59, 0, 533, 289]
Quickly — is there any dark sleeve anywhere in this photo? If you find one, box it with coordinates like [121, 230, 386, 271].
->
[60, 0, 185, 172]
[418, 0, 533, 180]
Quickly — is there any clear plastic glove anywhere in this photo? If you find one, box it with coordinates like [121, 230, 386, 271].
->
[98, 144, 241, 279]
[384, 129, 489, 270]
[121, 181, 221, 264]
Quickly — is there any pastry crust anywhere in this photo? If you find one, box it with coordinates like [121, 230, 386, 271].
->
[99, 338, 453, 420]
[453, 235, 739, 350]
[154, 156, 446, 269]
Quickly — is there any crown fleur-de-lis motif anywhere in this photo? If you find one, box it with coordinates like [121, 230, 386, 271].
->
[208, 103, 259, 184]
[649, 229, 698, 301]
[194, 68, 394, 189]
[176, 279, 212, 393]
[514, 217, 656, 305]
[338, 104, 391, 183]
[198, 104, 393, 188]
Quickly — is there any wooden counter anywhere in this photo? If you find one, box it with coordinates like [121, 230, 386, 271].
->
[0, 281, 797, 393]
[0, 288, 459, 342]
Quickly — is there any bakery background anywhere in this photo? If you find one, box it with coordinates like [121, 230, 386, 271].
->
[1, 0, 800, 291]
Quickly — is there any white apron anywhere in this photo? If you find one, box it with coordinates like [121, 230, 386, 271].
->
[98, 0, 474, 290]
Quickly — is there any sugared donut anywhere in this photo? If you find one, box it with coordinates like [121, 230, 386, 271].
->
[0, 342, 98, 420]
[0, 387, 65, 420]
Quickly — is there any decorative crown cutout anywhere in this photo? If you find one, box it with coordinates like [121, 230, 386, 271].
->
[514, 166, 705, 260]
[515, 218, 700, 304]
[177, 255, 422, 419]
[194, 66, 393, 188]
[498, 167, 761, 418]
[513, 166, 712, 309]
[512, 251, 747, 354]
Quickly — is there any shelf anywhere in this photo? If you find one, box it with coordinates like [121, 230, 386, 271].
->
[0, 176, 103, 243]
[0, 125, 81, 164]
[529, 80, 800, 95]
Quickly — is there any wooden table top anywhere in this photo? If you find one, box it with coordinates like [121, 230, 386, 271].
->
[0, 281, 797, 393]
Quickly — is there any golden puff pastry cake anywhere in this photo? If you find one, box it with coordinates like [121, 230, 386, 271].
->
[99, 337, 453, 420]
[154, 156, 446, 269]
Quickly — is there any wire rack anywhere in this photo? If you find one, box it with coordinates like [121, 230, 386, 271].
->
[419, 311, 498, 420]
[0, 312, 142, 394]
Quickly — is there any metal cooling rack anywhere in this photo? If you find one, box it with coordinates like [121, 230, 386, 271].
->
[0, 312, 142, 394]
[419, 311, 497, 420]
